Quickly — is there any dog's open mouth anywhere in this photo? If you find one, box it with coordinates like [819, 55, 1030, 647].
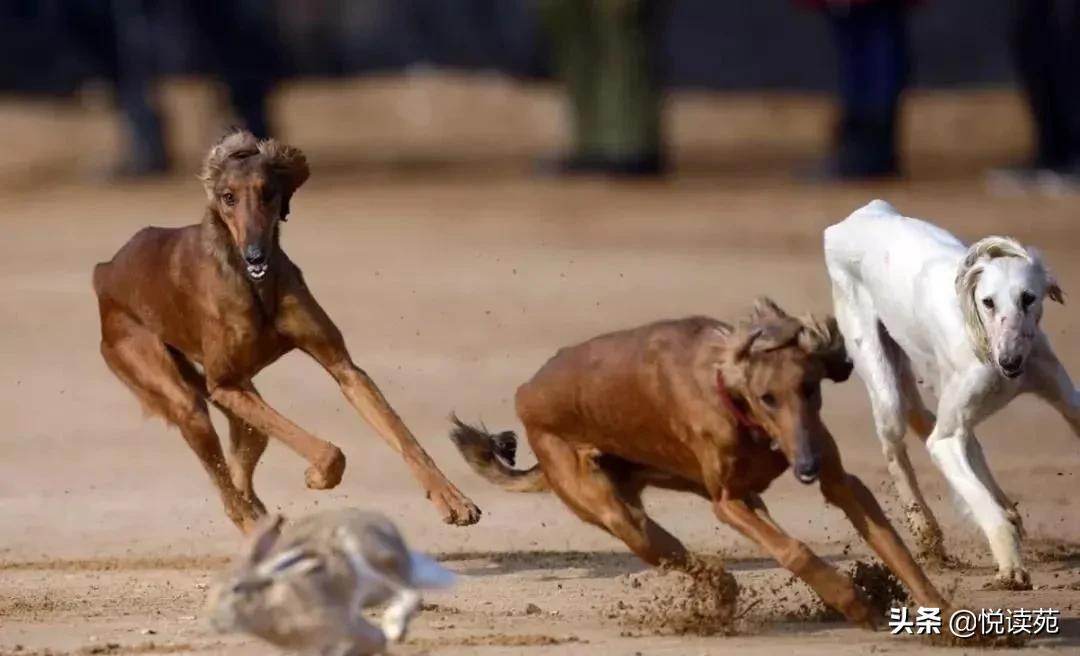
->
[246, 263, 269, 280]
[1001, 367, 1023, 379]
[795, 471, 819, 484]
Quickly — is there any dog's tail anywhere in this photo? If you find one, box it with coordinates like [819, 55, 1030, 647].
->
[449, 414, 548, 493]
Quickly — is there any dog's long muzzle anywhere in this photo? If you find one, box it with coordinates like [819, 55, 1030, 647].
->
[792, 432, 820, 484]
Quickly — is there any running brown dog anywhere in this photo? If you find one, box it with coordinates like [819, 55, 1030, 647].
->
[93, 130, 480, 532]
[451, 298, 947, 627]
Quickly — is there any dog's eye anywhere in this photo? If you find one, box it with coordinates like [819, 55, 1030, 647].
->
[1020, 291, 1036, 310]
[981, 297, 995, 311]
[222, 192, 237, 206]
[760, 392, 777, 408]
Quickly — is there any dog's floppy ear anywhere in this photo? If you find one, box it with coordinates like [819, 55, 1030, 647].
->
[820, 345, 854, 383]
[750, 296, 789, 322]
[731, 327, 763, 361]
[798, 314, 854, 383]
[1048, 281, 1065, 304]
[1029, 246, 1066, 305]
[259, 139, 310, 221]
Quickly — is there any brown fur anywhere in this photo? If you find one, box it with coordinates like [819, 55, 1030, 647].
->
[451, 297, 947, 629]
[93, 130, 480, 532]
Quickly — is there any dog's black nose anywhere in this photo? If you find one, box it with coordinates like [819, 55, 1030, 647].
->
[244, 244, 266, 265]
[794, 459, 820, 484]
[998, 354, 1023, 374]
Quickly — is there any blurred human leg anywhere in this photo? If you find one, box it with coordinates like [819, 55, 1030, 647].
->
[1060, 0, 1080, 167]
[187, 0, 278, 139]
[989, 0, 1080, 188]
[1011, 0, 1071, 170]
[537, 0, 604, 171]
[110, 0, 168, 175]
[593, 0, 668, 176]
[824, 0, 909, 179]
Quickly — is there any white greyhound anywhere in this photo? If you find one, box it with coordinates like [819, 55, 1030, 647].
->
[823, 199, 1075, 590]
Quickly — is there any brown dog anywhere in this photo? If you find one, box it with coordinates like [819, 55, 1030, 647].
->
[93, 130, 480, 531]
[452, 298, 947, 627]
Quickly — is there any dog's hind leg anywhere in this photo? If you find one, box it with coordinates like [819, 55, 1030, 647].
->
[204, 378, 270, 517]
[528, 429, 689, 567]
[894, 352, 948, 562]
[225, 407, 270, 516]
[828, 272, 941, 561]
[186, 367, 270, 518]
[897, 355, 935, 440]
[100, 311, 261, 532]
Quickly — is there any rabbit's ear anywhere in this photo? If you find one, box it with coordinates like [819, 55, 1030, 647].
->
[246, 514, 285, 564]
[260, 547, 324, 577]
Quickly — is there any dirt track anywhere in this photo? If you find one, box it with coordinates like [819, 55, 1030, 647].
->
[1, 77, 1079, 654]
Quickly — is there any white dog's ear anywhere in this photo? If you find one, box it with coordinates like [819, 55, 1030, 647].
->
[1047, 277, 1065, 304]
[1029, 246, 1065, 305]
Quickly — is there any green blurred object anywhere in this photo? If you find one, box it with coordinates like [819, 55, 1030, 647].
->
[538, 0, 669, 175]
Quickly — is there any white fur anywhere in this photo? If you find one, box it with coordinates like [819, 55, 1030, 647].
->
[823, 200, 1077, 589]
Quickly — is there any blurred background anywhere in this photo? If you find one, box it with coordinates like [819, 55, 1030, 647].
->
[1, 0, 1079, 186]
[1, 0, 1079, 563]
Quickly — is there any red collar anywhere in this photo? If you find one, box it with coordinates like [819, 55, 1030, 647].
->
[716, 369, 760, 431]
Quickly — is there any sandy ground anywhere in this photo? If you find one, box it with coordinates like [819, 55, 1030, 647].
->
[1, 77, 1079, 655]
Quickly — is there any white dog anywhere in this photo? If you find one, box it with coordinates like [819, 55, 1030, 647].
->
[823, 199, 1075, 589]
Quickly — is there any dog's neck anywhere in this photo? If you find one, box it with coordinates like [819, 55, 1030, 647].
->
[200, 210, 280, 318]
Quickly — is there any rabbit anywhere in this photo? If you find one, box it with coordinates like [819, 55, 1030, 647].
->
[204, 509, 456, 655]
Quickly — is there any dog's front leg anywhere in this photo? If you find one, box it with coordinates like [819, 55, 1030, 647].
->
[277, 284, 481, 526]
[712, 494, 876, 628]
[327, 360, 480, 526]
[925, 396, 1029, 589]
[1027, 337, 1080, 437]
[820, 470, 948, 610]
[208, 385, 346, 489]
[817, 430, 948, 608]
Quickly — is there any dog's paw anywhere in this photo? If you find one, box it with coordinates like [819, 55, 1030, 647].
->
[305, 445, 346, 490]
[983, 568, 1032, 591]
[431, 485, 481, 526]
